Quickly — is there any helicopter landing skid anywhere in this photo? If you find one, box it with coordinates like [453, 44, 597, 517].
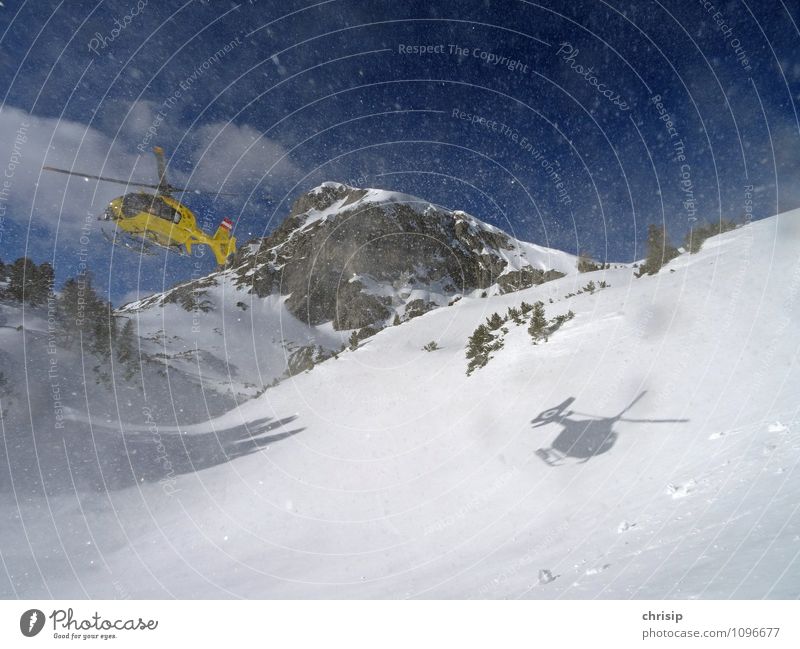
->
[535, 448, 563, 467]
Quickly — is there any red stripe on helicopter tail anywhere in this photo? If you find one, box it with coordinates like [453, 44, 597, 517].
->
[220, 217, 233, 231]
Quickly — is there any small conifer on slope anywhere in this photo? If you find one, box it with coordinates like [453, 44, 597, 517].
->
[527, 301, 548, 344]
[466, 324, 502, 375]
[636, 224, 680, 276]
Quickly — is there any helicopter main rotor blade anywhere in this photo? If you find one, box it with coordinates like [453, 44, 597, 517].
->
[178, 188, 251, 197]
[44, 164, 259, 199]
[153, 146, 168, 189]
[43, 166, 163, 190]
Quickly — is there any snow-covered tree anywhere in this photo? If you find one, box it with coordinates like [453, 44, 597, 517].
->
[466, 324, 494, 375]
[486, 312, 504, 330]
[527, 301, 548, 344]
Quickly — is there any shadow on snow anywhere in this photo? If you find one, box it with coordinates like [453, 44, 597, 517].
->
[0, 415, 303, 495]
[531, 391, 687, 466]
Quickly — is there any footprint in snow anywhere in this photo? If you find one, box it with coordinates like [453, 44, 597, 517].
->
[666, 479, 696, 499]
[617, 520, 637, 533]
[708, 431, 726, 440]
[768, 422, 789, 433]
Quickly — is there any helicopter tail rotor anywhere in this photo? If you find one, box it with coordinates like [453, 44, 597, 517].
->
[210, 217, 237, 265]
[214, 217, 234, 239]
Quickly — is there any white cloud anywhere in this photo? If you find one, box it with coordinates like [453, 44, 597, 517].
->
[186, 121, 302, 198]
[0, 105, 156, 246]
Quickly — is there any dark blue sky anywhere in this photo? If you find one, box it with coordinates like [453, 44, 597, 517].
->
[1, 0, 799, 303]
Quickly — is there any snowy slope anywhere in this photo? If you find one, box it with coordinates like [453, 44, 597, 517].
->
[118, 276, 346, 393]
[2, 211, 798, 599]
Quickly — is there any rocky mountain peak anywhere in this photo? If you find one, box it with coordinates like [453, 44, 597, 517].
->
[224, 183, 570, 330]
[289, 182, 368, 218]
[126, 184, 574, 334]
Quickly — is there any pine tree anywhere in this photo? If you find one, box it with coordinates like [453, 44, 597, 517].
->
[116, 319, 136, 361]
[349, 330, 359, 350]
[7, 257, 35, 302]
[548, 309, 576, 334]
[115, 319, 139, 379]
[393, 314, 401, 326]
[638, 224, 680, 276]
[28, 262, 54, 305]
[58, 272, 108, 343]
[577, 250, 599, 273]
[90, 300, 116, 358]
[520, 301, 534, 315]
[486, 312, 504, 330]
[684, 222, 706, 254]
[466, 324, 494, 375]
[58, 277, 85, 334]
[583, 280, 596, 294]
[507, 306, 523, 325]
[527, 301, 548, 344]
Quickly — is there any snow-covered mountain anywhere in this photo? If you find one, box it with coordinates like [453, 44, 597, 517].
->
[118, 182, 578, 391]
[2, 206, 798, 599]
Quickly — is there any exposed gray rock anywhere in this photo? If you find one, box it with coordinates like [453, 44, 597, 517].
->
[497, 267, 566, 294]
[404, 298, 438, 321]
[127, 184, 567, 334]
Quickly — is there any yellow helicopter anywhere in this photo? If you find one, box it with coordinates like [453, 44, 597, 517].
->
[44, 146, 237, 266]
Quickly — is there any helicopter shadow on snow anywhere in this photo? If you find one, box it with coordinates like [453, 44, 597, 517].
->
[530, 391, 688, 466]
[117, 415, 304, 488]
[0, 415, 304, 495]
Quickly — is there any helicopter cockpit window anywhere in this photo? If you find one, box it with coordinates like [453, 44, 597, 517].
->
[122, 194, 180, 223]
[121, 193, 153, 218]
[150, 197, 180, 223]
